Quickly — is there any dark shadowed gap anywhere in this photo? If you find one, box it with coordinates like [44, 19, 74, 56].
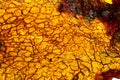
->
[72, 73, 79, 80]
[95, 69, 120, 80]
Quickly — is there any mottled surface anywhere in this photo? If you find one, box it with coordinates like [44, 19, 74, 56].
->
[0, 0, 120, 80]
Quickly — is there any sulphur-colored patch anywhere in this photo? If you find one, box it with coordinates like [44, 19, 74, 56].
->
[24, 16, 35, 23]
[3, 14, 12, 20]
[24, 57, 33, 61]
[0, 17, 4, 23]
[30, 7, 40, 13]
[6, 8, 17, 13]
[14, 9, 22, 16]
[104, 0, 113, 4]
[92, 62, 103, 73]
[1, 24, 11, 29]
[7, 16, 16, 23]
[24, 0, 32, 3]
[29, 27, 35, 33]
[26, 46, 33, 52]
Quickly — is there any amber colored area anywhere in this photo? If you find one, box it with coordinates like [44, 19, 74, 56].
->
[0, 0, 120, 80]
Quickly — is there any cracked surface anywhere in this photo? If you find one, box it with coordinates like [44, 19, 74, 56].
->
[0, 0, 120, 80]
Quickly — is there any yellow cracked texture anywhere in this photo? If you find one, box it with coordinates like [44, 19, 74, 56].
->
[30, 7, 40, 13]
[0, 9, 5, 16]
[0, 0, 120, 80]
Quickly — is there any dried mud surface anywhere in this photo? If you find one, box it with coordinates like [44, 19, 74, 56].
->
[0, 0, 120, 80]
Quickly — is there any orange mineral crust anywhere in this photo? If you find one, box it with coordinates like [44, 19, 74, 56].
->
[0, 0, 120, 80]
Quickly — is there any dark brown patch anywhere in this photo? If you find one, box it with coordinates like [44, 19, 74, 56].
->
[72, 73, 79, 80]
[95, 69, 120, 80]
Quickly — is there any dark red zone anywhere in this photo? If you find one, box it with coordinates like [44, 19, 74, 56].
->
[58, 0, 82, 17]
[95, 69, 120, 80]
[98, 0, 120, 36]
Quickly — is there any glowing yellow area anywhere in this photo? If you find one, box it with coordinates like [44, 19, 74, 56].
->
[0, 0, 120, 80]
[104, 0, 113, 4]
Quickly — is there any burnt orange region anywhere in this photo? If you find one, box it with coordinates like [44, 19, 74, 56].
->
[0, 0, 120, 80]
